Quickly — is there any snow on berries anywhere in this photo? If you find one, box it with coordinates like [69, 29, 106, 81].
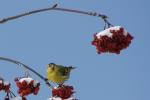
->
[51, 85, 76, 100]
[14, 77, 40, 97]
[10, 96, 27, 100]
[91, 26, 133, 54]
[0, 79, 10, 92]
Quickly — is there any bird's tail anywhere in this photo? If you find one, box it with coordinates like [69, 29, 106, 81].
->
[68, 66, 76, 70]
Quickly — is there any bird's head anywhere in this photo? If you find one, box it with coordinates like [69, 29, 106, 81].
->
[47, 63, 56, 72]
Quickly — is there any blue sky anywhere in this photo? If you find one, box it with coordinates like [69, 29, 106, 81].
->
[0, 0, 150, 100]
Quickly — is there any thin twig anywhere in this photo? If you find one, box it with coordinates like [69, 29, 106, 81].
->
[0, 57, 53, 89]
[0, 4, 112, 26]
[0, 4, 57, 24]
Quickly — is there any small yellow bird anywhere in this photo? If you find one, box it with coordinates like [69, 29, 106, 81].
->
[47, 63, 75, 84]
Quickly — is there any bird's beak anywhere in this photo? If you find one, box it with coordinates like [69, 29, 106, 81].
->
[47, 64, 50, 68]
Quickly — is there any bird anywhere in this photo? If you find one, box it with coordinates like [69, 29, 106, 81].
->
[47, 63, 75, 84]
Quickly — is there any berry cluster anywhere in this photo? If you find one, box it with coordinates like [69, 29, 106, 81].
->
[52, 85, 74, 99]
[92, 26, 133, 54]
[0, 79, 10, 92]
[15, 77, 40, 97]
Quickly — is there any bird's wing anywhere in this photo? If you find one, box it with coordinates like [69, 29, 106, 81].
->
[58, 67, 69, 76]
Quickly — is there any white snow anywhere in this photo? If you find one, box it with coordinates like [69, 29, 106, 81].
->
[19, 77, 33, 83]
[47, 97, 76, 100]
[33, 80, 39, 87]
[10, 96, 22, 100]
[0, 80, 2, 84]
[47, 97, 62, 100]
[3, 81, 10, 85]
[0, 80, 10, 85]
[19, 77, 39, 87]
[96, 26, 128, 38]
[53, 86, 58, 89]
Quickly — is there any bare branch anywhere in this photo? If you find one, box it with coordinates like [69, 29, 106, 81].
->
[0, 4, 112, 26]
[0, 57, 53, 89]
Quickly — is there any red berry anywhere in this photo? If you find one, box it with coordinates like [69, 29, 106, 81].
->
[18, 88, 23, 94]
[16, 82, 22, 88]
[52, 89, 58, 96]
[25, 88, 32, 94]
[29, 80, 34, 86]
[22, 81, 27, 87]
[33, 86, 40, 95]
[20, 91, 26, 97]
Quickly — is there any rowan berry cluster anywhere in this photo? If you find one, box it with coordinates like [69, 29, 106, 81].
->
[52, 85, 75, 99]
[0, 79, 10, 92]
[92, 26, 133, 54]
[15, 77, 40, 97]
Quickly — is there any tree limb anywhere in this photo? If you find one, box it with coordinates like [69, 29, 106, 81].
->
[0, 57, 53, 89]
[0, 4, 112, 26]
